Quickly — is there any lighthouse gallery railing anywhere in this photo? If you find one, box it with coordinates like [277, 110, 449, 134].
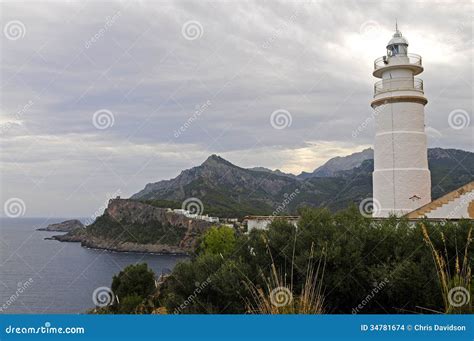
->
[374, 53, 422, 71]
[374, 77, 423, 96]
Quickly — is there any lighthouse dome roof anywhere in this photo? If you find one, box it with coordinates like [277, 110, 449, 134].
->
[387, 30, 408, 46]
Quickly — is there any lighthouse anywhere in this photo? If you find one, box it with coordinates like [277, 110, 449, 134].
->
[371, 25, 431, 217]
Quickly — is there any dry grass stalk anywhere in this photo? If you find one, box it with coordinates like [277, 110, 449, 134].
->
[421, 224, 472, 313]
[245, 239, 325, 314]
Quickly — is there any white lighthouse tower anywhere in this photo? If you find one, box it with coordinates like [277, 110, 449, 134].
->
[371, 25, 431, 217]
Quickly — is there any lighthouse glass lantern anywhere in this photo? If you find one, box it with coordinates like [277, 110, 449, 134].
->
[386, 30, 408, 57]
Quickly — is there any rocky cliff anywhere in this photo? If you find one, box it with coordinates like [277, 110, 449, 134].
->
[53, 199, 215, 254]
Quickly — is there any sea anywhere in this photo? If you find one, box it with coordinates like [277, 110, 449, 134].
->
[0, 218, 187, 314]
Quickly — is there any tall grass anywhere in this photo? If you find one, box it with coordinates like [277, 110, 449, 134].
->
[421, 224, 472, 314]
[245, 241, 325, 314]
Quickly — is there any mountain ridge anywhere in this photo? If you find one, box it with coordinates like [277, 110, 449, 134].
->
[131, 148, 474, 217]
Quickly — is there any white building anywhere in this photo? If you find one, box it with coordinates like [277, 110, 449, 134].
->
[405, 181, 474, 220]
[244, 216, 299, 232]
[172, 208, 220, 223]
[371, 25, 431, 217]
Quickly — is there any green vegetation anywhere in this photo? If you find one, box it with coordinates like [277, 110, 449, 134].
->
[98, 207, 473, 314]
[87, 213, 186, 245]
[156, 207, 473, 314]
[198, 226, 236, 256]
[141, 199, 182, 210]
[95, 264, 156, 314]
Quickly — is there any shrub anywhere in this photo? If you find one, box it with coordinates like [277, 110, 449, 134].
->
[157, 207, 473, 314]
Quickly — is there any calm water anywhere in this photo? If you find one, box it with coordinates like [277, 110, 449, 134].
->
[0, 218, 187, 314]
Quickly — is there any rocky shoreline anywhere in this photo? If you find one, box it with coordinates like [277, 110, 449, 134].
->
[44, 199, 218, 255]
[50, 233, 190, 255]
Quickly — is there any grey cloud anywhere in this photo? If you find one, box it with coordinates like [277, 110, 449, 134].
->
[1, 0, 472, 216]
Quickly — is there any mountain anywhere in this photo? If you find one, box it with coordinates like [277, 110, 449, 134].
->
[298, 148, 374, 179]
[131, 154, 302, 217]
[249, 167, 297, 179]
[131, 148, 474, 218]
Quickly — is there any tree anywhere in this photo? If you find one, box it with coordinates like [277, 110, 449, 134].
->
[111, 263, 156, 313]
[199, 226, 236, 257]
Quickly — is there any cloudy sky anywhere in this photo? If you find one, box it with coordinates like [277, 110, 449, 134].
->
[1, 0, 472, 217]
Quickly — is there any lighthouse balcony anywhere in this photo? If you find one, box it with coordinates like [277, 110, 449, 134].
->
[373, 53, 423, 78]
[374, 77, 423, 96]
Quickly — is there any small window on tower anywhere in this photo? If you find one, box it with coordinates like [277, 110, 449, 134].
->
[409, 195, 421, 201]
